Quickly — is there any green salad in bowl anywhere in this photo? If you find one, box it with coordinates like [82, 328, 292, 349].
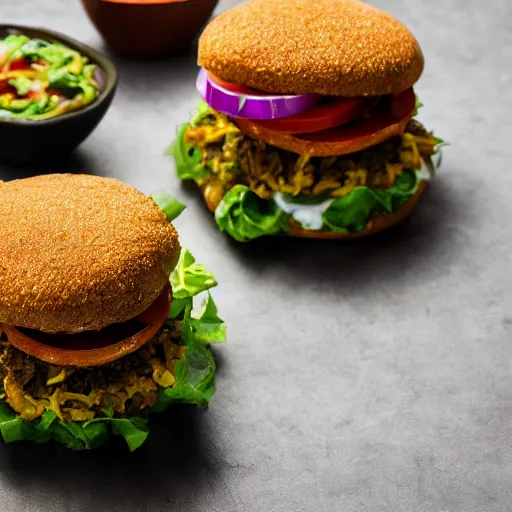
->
[0, 34, 100, 121]
[0, 26, 116, 164]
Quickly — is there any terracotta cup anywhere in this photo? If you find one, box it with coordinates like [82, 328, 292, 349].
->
[80, 0, 218, 57]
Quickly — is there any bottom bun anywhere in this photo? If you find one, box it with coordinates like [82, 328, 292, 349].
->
[200, 180, 427, 240]
[286, 181, 428, 239]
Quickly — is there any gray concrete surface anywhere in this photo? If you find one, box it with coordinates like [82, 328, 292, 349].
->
[0, 0, 510, 510]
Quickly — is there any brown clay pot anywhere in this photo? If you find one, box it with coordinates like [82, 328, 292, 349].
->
[80, 0, 218, 57]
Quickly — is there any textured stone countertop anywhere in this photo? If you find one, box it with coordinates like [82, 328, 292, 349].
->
[0, 0, 510, 510]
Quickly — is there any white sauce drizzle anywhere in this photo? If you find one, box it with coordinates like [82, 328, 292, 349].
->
[273, 193, 334, 231]
[416, 159, 434, 181]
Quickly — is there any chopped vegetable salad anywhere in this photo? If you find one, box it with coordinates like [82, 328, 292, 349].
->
[0, 34, 100, 121]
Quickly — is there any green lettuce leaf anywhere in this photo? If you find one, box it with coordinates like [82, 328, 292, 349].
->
[150, 190, 186, 222]
[322, 188, 377, 233]
[0, 249, 224, 452]
[85, 417, 149, 452]
[212, 170, 423, 239]
[152, 305, 217, 412]
[158, 254, 224, 411]
[168, 123, 209, 181]
[169, 249, 218, 318]
[433, 135, 448, 148]
[47, 66, 80, 90]
[1, 35, 30, 62]
[322, 170, 419, 233]
[215, 185, 290, 242]
[168, 102, 215, 181]
[193, 100, 211, 124]
[20, 39, 77, 69]
[0, 398, 149, 451]
[7, 76, 32, 96]
[189, 292, 226, 344]
[155, 253, 224, 412]
[413, 94, 424, 116]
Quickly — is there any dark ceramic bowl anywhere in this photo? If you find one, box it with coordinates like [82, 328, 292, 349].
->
[80, 0, 218, 57]
[0, 25, 117, 165]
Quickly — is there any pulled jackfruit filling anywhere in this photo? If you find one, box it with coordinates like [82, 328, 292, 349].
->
[184, 110, 437, 210]
[0, 322, 186, 422]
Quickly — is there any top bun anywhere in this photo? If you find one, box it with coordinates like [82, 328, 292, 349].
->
[198, 0, 424, 97]
[0, 174, 180, 334]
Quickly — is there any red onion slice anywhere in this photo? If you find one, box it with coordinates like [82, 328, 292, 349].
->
[196, 68, 321, 120]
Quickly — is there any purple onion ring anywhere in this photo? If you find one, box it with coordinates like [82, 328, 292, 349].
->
[196, 68, 321, 120]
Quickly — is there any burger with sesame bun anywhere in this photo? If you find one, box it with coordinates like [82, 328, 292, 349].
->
[170, 0, 445, 242]
[0, 174, 225, 451]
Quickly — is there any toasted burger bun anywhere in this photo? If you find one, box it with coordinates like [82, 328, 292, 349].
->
[287, 181, 427, 239]
[0, 174, 180, 334]
[198, 0, 424, 97]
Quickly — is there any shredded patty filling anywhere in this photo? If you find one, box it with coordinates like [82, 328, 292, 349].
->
[184, 109, 437, 209]
[0, 322, 186, 422]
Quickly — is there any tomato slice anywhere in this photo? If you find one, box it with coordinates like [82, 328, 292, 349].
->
[391, 88, 416, 119]
[300, 89, 414, 142]
[0, 80, 15, 95]
[250, 97, 377, 134]
[233, 89, 415, 157]
[26, 89, 66, 101]
[3, 284, 172, 367]
[26, 90, 43, 100]
[9, 58, 32, 72]
[207, 71, 265, 96]
[47, 88, 61, 97]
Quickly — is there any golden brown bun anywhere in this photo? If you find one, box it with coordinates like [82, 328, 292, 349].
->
[200, 181, 427, 239]
[0, 174, 180, 334]
[198, 0, 424, 97]
[287, 181, 427, 239]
